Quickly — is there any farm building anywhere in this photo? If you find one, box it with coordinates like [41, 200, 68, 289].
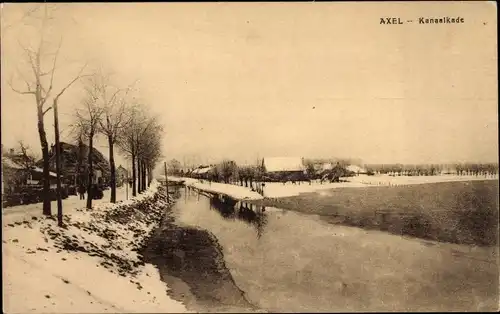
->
[36, 141, 111, 187]
[346, 165, 367, 175]
[315, 162, 333, 173]
[116, 165, 129, 187]
[191, 166, 214, 179]
[262, 157, 306, 181]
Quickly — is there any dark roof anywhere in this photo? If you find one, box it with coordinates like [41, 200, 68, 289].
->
[37, 141, 110, 176]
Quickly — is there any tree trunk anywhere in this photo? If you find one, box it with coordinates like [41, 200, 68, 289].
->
[147, 165, 151, 187]
[108, 135, 116, 203]
[37, 108, 51, 216]
[142, 162, 147, 191]
[137, 158, 142, 193]
[140, 161, 145, 191]
[132, 153, 137, 197]
[53, 100, 63, 226]
[140, 161, 144, 191]
[86, 134, 94, 209]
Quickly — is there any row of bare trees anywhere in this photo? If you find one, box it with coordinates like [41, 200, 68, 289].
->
[117, 106, 163, 197]
[185, 160, 265, 186]
[6, 4, 163, 226]
[66, 69, 163, 212]
[364, 163, 499, 176]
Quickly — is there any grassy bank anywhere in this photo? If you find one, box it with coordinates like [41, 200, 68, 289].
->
[261, 180, 498, 246]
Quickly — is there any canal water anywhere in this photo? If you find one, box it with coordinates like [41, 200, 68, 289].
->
[142, 187, 498, 313]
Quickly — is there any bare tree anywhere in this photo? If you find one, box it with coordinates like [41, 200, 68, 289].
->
[16, 142, 37, 184]
[118, 106, 144, 197]
[92, 71, 136, 203]
[167, 159, 182, 176]
[118, 106, 163, 195]
[136, 116, 163, 193]
[140, 124, 163, 188]
[7, 4, 86, 216]
[74, 76, 105, 209]
[216, 160, 238, 184]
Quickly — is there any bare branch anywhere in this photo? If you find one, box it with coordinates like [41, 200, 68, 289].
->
[8, 76, 35, 95]
[43, 107, 53, 115]
[54, 63, 90, 102]
[17, 140, 36, 170]
[17, 40, 39, 79]
[45, 36, 63, 98]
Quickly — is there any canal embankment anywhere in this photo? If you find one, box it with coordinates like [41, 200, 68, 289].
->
[139, 187, 263, 313]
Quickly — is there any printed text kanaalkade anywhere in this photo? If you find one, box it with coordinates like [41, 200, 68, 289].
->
[418, 17, 465, 24]
[379, 17, 465, 25]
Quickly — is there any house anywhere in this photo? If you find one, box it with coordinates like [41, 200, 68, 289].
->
[440, 167, 457, 175]
[191, 166, 214, 179]
[315, 162, 333, 172]
[2, 155, 57, 194]
[116, 165, 129, 187]
[346, 165, 367, 175]
[262, 157, 306, 181]
[37, 141, 111, 187]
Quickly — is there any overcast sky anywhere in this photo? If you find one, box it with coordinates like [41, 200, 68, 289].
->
[1, 2, 497, 169]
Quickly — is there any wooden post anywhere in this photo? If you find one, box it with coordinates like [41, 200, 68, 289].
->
[53, 99, 63, 227]
[126, 170, 129, 200]
[164, 161, 169, 196]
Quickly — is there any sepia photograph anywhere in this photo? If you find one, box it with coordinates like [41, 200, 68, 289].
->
[1, 2, 498, 313]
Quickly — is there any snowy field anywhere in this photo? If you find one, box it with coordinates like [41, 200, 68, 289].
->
[349, 174, 499, 186]
[2, 181, 190, 313]
[167, 174, 499, 199]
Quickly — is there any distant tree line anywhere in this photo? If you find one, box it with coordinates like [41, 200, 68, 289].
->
[176, 158, 350, 187]
[364, 163, 499, 177]
[172, 159, 499, 188]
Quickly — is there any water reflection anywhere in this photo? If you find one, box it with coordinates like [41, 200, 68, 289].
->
[206, 193, 268, 238]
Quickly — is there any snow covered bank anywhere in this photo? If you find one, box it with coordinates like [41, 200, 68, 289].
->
[349, 174, 499, 186]
[3, 181, 190, 313]
[188, 181, 263, 200]
[168, 177, 263, 200]
[165, 175, 499, 199]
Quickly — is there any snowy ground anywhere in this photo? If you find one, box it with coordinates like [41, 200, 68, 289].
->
[168, 174, 498, 199]
[3, 181, 190, 314]
[188, 181, 263, 200]
[349, 173, 499, 186]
